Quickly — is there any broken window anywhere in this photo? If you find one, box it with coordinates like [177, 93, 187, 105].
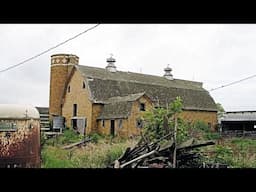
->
[102, 120, 105, 128]
[140, 103, 145, 111]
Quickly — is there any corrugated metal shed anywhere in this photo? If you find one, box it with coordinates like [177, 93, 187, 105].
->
[0, 104, 40, 119]
[221, 111, 256, 122]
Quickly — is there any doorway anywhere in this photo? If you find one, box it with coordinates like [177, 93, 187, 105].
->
[71, 118, 86, 135]
[110, 120, 115, 136]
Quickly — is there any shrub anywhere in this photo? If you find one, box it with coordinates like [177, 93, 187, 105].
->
[205, 132, 221, 140]
[213, 145, 234, 165]
[193, 120, 209, 133]
[88, 133, 104, 143]
[57, 129, 83, 144]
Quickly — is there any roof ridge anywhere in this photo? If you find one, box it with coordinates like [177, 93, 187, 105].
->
[77, 65, 203, 90]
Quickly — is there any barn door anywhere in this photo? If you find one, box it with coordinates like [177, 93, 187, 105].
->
[77, 118, 86, 135]
[72, 118, 86, 135]
[110, 120, 115, 136]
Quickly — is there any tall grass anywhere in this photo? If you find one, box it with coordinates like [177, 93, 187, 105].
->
[201, 138, 256, 168]
[41, 137, 137, 168]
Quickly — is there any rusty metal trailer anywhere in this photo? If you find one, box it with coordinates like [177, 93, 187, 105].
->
[0, 104, 41, 168]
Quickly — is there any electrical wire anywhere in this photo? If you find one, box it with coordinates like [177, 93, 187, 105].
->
[0, 23, 100, 73]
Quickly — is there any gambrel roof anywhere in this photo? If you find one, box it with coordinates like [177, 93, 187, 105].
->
[75, 65, 217, 112]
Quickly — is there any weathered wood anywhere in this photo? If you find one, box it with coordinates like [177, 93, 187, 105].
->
[177, 140, 215, 151]
[177, 138, 194, 149]
[120, 150, 157, 168]
[118, 147, 131, 161]
[61, 138, 91, 149]
[114, 160, 120, 168]
[110, 132, 219, 168]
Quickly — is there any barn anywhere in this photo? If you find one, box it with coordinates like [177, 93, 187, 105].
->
[49, 54, 218, 137]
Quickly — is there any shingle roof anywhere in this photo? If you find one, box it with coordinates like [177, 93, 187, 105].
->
[104, 92, 146, 103]
[97, 93, 148, 119]
[77, 65, 217, 112]
[97, 101, 133, 120]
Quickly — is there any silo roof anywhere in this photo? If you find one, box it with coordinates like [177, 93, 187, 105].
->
[0, 104, 40, 119]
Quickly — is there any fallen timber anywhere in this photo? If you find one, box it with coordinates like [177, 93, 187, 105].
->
[61, 137, 92, 150]
[109, 134, 227, 168]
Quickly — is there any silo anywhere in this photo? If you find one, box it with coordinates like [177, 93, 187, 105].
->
[49, 54, 79, 119]
[0, 104, 41, 168]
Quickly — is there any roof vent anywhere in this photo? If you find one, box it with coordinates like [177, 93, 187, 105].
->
[106, 54, 117, 72]
[163, 64, 173, 80]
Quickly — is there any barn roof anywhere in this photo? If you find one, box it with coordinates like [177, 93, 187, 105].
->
[0, 104, 40, 119]
[104, 92, 146, 103]
[35, 107, 49, 114]
[97, 93, 148, 120]
[97, 101, 133, 120]
[77, 65, 217, 112]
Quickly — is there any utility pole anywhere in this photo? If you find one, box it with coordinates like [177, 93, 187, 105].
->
[173, 113, 177, 168]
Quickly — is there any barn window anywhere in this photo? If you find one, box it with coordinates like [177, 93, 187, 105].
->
[118, 119, 123, 128]
[68, 85, 70, 93]
[83, 81, 86, 89]
[139, 103, 145, 111]
[102, 120, 105, 128]
[73, 104, 77, 117]
[136, 119, 143, 128]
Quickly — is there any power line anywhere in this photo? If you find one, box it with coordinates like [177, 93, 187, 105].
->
[0, 23, 100, 73]
[209, 73, 256, 92]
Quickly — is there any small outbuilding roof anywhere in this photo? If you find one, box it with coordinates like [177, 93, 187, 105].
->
[0, 104, 40, 119]
[97, 93, 150, 120]
[221, 111, 256, 122]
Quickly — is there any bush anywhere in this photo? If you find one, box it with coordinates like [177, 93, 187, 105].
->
[88, 133, 104, 143]
[193, 121, 209, 133]
[57, 129, 83, 144]
[205, 132, 221, 140]
[213, 145, 234, 165]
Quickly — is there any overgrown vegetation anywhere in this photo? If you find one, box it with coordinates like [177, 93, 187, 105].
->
[142, 96, 187, 144]
[41, 131, 138, 168]
[41, 99, 256, 168]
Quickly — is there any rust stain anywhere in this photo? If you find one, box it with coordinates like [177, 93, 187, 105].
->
[0, 122, 40, 168]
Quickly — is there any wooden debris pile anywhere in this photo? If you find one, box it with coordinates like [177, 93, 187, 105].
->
[109, 134, 219, 168]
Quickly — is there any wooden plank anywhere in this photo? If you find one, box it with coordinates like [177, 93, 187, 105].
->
[120, 150, 157, 168]
[62, 138, 91, 150]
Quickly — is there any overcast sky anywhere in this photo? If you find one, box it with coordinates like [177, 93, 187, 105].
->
[1, 24, 256, 111]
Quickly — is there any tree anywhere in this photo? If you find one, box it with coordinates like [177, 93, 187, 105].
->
[142, 97, 186, 141]
[142, 96, 185, 168]
[170, 96, 183, 168]
[216, 103, 225, 113]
